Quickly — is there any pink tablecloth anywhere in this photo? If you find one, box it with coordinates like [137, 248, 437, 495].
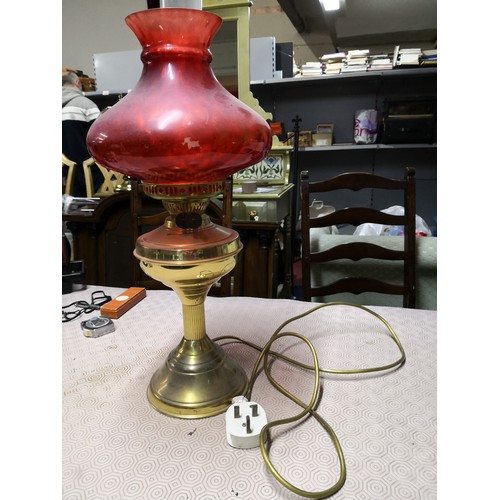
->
[62, 286, 436, 499]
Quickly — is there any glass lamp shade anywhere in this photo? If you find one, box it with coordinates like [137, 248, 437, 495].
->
[86, 8, 272, 189]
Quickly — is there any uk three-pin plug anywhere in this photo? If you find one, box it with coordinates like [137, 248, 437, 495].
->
[225, 396, 267, 449]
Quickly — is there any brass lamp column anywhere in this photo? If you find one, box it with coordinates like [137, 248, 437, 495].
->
[135, 182, 247, 418]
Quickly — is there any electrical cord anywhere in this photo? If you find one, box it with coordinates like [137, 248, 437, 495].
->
[62, 290, 112, 323]
[214, 301, 406, 499]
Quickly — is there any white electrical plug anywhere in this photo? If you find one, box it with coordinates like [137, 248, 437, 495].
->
[225, 396, 267, 449]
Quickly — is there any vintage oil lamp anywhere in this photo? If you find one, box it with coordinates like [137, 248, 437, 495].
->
[86, 0, 272, 418]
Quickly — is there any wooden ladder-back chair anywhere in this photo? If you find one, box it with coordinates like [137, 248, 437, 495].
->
[62, 154, 77, 195]
[129, 178, 234, 295]
[300, 167, 416, 307]
[82, 157, 126, 197]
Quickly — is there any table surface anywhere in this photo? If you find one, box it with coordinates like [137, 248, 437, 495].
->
[62, 286, 436, 500]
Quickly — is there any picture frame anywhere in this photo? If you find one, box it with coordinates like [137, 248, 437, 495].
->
[286, 130, 312, 147]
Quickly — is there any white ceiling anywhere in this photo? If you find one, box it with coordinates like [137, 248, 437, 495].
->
[277, 0, 437, 53]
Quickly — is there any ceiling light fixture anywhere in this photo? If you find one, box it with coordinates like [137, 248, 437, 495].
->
[320, 0, 341, 11]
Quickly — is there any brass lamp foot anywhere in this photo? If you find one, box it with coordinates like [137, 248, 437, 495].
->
[147, 336, 248, 419]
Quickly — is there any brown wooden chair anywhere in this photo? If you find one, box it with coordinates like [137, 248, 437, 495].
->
[129, 177, 234, 295]
[300, 167, 416, 307]
[82, 157, 126, 197]
[62, 154, 77, 195]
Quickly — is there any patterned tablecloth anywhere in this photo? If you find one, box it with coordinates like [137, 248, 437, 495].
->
[62, 286, 436, 500]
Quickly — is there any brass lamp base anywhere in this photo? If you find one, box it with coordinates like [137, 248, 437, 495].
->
[135, 187, 247, 419]
[147, 336, 247, 418]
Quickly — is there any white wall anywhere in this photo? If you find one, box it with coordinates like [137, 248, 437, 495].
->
[248, 0, 318, 68]
[62, 0, 149, 77]
[62, 0, 315, 78]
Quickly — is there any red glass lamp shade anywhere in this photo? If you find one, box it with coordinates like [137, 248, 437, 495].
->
[86, 8, 272, 188]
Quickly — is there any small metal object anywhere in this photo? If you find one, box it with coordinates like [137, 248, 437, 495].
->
[251, 404, 258, 417]
[81, 316, 116, 338]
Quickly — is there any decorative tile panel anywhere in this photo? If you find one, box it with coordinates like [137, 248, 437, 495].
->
[234, 151, 290, 184]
